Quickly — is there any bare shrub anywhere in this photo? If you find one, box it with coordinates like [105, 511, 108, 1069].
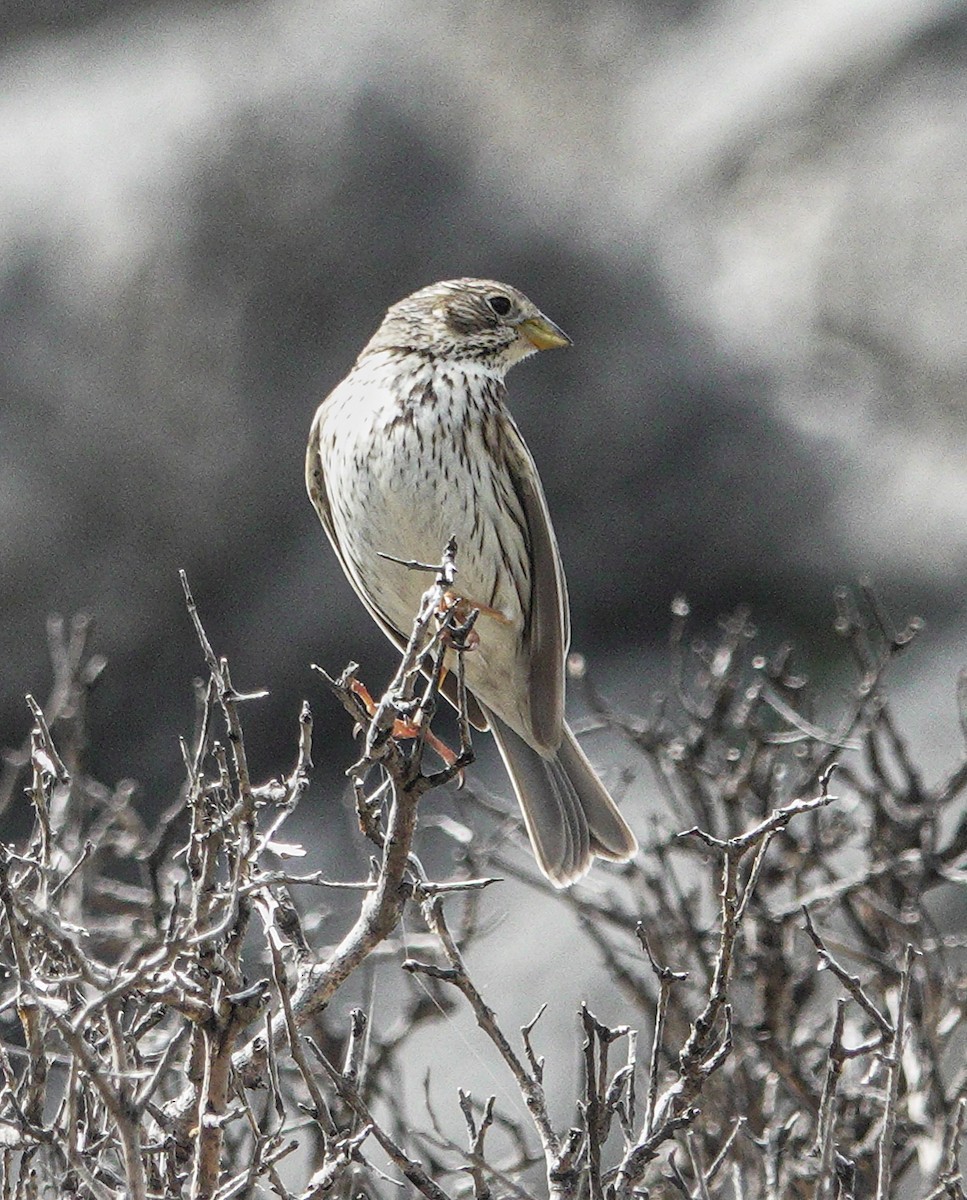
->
[0, 562, 964, 1198]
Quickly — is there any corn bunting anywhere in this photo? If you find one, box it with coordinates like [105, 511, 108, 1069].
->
[306, 278, 637, 886]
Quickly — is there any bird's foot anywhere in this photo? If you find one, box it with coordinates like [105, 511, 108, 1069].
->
[349, 678, 463, 781]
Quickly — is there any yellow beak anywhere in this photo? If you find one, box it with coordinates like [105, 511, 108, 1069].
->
[517, 315, 572, 351]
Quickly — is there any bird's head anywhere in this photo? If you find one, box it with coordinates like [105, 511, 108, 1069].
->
[359, 278, 571, 373]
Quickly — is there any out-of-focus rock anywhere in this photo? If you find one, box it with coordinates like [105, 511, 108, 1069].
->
[0, 0, 964, 794]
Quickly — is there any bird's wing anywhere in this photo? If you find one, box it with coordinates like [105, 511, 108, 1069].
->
[498, 411, 570, 751]
[306, 399, 489, 729]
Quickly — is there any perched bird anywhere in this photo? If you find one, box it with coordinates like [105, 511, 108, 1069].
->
[306, 278, 637, 886]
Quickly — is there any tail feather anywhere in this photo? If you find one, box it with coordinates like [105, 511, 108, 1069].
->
[485, 711, 637, 888]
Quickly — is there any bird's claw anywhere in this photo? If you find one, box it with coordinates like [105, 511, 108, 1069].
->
[349, 678, 461, 775]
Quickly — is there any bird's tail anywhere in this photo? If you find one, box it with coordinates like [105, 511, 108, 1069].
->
[484, 711, 638, 888]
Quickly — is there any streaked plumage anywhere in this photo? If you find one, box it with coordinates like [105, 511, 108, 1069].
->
[306, 278, 637, 886]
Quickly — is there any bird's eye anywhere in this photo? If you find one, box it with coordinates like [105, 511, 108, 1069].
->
[486, 294, 513, 317]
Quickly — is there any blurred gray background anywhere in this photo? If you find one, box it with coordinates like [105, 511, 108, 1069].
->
[3, 0, 967, 809]
[6, 5, 967, 1184]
